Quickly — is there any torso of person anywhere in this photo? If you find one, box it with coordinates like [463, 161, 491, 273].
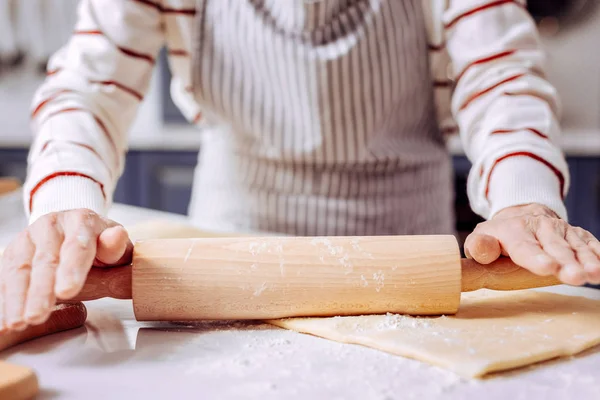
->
[178, 0, 454, 236]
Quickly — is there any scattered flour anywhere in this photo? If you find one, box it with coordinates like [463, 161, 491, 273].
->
[373, 270, 385, 292]
[360, 275, 369, 287]
[311, 237, 353, 272]
[184, 240, 195, 263]
[503, 326, 534, 333]
[350, 238, 375, 259]
[169, 318, 471, 398]
[376, 313, 432, 330]
[254, 282, 268, 296]
[249, 242, 269, 255]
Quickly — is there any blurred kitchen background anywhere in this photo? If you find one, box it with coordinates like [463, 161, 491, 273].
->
[1, 0, 600, 241]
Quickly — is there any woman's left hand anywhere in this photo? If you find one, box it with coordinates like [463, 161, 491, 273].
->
[464, 203, 600, 286]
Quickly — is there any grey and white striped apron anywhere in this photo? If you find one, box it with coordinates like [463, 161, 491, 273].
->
[187, 0, 455, 236]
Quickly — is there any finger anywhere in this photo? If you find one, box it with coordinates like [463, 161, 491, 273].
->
[587, 237, 600, 259]
[574, 230, 600, 284]
[95, 225, 133, 267]
[536, 223, 586, 285]
[54, 211, 102, 299]
[24, 220, 64, 325]
[3, 232, 35, 331]
[464, 233, 501, 264]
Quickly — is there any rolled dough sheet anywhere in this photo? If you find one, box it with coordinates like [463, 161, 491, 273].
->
[268, 289, 600, 378]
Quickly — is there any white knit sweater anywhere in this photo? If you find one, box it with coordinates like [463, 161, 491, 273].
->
[25, 0, 569, 234]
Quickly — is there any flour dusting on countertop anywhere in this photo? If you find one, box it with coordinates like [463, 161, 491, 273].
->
[170, 319, 471, 398]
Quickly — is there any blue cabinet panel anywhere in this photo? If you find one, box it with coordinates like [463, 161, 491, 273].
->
[136, 150, 198, 215]
[568, 158, 600, 238]
[0, 149, 28, 182]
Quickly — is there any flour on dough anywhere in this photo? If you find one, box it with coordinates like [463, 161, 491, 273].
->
[268, 289, 600, 378]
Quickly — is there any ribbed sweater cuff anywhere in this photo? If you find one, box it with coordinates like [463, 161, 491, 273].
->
[487, 156, 568, 221]
[28, 176, 106, 224]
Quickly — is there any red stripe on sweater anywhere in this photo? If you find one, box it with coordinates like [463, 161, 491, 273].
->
[43, 108, 118, 154]
[116, 46, 155, 64]
[74, 30, 155, 64]
[29, 171, 106, 212]
[168, 49, 189, 57]
[192, 112, 202, 124]
[445, 0, 525, 29]
[162, 7, 196, 15]
[90, 80, 144, 101]
[47, 68, 61, 76]
[456, 50, 517, 82]
[39, 141, 110, 175]
[484, 151, 565, 200]
[131, 0, 161, 12]
[504, 91, 549, 103]
[490, 128, 549, 140]
[32, 90, 73, 118]
[131, 0, 195, 15]
[33, 79, 143, 119]
[73, 30, 103, 35]
[459, 73, 524, 111]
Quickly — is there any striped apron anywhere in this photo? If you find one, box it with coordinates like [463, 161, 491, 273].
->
[187, 0, 455, 236]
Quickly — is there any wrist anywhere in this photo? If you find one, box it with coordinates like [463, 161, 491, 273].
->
[28, 175, 106, 224]
[484, 155, 568, 221]
[492, 203, 559, 220]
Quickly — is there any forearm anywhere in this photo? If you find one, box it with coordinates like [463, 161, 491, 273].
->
[444, 0, 569, 220]
[25, 0, 165, 223]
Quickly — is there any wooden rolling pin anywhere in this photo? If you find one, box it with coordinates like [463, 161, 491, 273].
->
[74, 234, 561, 320]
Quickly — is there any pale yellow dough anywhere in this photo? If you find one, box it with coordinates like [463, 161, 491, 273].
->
[268, 289, 600, 378]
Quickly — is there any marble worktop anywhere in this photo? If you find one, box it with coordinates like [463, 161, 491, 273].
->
[1, 201, 600, 399]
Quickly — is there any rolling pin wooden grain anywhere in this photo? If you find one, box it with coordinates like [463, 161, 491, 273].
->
[0, 303, 87, 400]
[74, 234, 561, 320]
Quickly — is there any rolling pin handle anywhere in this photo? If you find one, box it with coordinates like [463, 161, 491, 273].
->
[460, 257, 562, 292]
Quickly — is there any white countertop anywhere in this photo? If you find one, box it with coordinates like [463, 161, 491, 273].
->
[2, 124, 600, 156]
[1, 202, 600, 399]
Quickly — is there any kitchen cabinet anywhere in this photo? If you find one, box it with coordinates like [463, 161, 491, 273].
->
[136, 150, 198, 214]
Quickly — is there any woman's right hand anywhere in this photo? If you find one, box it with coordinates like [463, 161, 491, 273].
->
[0, 208, 133, 333]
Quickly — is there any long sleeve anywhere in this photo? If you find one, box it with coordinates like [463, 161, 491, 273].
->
[25, 0, 165, 223]
[443, 0, 570, 220]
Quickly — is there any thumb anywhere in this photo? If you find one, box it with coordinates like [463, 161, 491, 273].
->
[94, 226, 133, 267]
[464, 233, 502, 265]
